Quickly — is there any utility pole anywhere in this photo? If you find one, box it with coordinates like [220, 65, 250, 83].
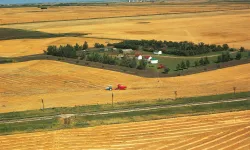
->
[41, 99, 44, 111]
[112, 93, 114, 107]
[174, 91, 177, 100]
[233, 87, 236, 94]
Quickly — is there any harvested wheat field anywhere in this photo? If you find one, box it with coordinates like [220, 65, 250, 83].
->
[0, 4, 249, 24]
[0, 37, 118, 57]
[1, 110, 250, 149]
[1, 8, 250, 58]
[0, 60, 249, 113]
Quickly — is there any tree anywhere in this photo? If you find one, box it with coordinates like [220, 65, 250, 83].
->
[83, 41, 88, 50]
[185, 60, 190, 68]
[204, 57, 210, 65]
[240, 47, 245, 52]
[199, 58, 204, 66]
[164, 67, 170, 74]
[137, 59, 147, 70]
[235, 52, 242, 60]
[181, 61, 186, 69]
[74, 43, 81, 51]
[194, 60, 199, 67]
[94, 43, 105, 48]
[129, 57, 137, 68]
[217, 55, 222, 63]
[176, 64, 181, 71]
[222, 44, 229, 50]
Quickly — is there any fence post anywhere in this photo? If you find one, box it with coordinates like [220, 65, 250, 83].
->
[174, 91, 177, 100]
[233, 87, 236, 94]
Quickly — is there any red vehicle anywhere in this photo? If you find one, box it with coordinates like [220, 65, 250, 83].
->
[157, 64, 164, 69]
[115, 84, 127, 90]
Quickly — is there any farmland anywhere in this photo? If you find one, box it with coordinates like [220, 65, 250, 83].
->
[1, 3, 250, 57]
[0, 60, 249, 113]
[1, 110, 249, 149]
[0, 2, 250, 148]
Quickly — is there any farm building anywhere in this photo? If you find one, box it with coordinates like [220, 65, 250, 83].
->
[122, 49, 133, 54]
[150, 58, 159, 64]
[144, 55, 152, 61]
[153, 51, 162, 55]
[135, 54, 143, 60]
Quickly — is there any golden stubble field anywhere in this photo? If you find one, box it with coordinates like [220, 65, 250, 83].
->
[0, 37, 118, 57]
[1, 7, 250, 57]
[0, 60, 249, 113]
[1, 110, 250, 149]
[0, 3, 249, 24]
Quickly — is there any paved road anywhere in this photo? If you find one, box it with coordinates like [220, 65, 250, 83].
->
[0, 98, 249, 124]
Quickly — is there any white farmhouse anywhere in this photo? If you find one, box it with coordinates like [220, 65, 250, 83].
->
[135, 54, 143, 60]
[153, 51, 162, 55]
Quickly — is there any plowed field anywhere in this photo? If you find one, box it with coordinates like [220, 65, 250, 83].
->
[0, 60, 249, 113]
[0, 110, 249, 149]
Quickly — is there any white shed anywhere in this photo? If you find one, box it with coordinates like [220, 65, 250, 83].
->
[136, 55, 143, 60]
[150, 58, 159, 64]
[153, 51, 162, 55]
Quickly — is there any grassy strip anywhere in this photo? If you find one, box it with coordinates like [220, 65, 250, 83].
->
[1, 91, 249, 120]
[0, 118, 59, 135]
[1, 100, 249, 135]
[0, 28, 85, 40]
[73, 100, 250, 128]
[0, 59, 14, 64]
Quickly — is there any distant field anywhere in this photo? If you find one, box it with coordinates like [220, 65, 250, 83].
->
[0, 37, 118, 57]
[0, 60, 249, 113]
[1, 7, 250, 57]
[0, 4, 249, 24]
[1, 110, 249, 149]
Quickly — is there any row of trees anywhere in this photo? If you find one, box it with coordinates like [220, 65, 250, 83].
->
[176, 57, 210, 71]
[44, 42, 89, 58]
[111, 40, 241, 56]
[94, 43, 105, 48]
[83, 52, 147, 70]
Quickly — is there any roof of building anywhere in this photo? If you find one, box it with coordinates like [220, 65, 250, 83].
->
[144, 56, 151, 59]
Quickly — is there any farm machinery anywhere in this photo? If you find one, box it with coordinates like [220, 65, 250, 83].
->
[157, 64, 164, 69]
[105, 84, 127, 91]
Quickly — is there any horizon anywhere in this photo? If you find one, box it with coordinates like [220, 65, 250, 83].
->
[0, 0, 116, 5]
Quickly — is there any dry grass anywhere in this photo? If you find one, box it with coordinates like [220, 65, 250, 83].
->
[0, 110, 249, 149]
[1, 8, 250, 57]
[0, 4, 249, 24]
[0, 37, 118, 57]
[0, 60, 249, 113]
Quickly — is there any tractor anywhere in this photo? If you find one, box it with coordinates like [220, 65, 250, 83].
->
[105, 85, 112, 91]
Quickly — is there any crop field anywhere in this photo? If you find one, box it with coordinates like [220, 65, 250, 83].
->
[0, 110, 249, 149]
[1, 6, 250, 57]
[0, 3, 249, 24]
[0, 60, 249, 113]
[0, 37, 118, 57]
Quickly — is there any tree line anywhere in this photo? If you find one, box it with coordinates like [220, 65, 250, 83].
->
[110, 40, 242, 56]
[44, 42, 147, 70]
[44, 42, 88, 58]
